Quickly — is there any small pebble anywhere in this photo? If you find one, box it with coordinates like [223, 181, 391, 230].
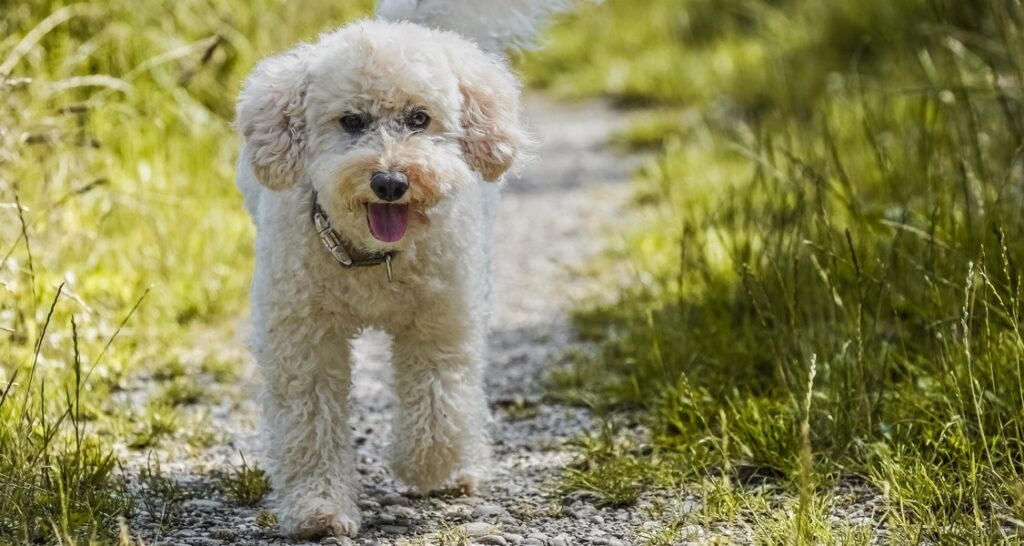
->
[472, 504, 507, 518]
[357, 500, 380, 510]
[521, 540, 544, 546]
[502, 532, 524, 544]
[380, 493, 410, 506]
[680, 499, 700, 514]
[389, 506, 418, 520]
[461, 521, 498, 536]
[380, 525, 409, 534]
[678, 525, 704, 538]
[589, 515, 604, 524]
[208, 528, 235, 540]
[475, 535, 508, 546]
[181, 499, 223, 510]
[444, 504, 472, 519]
[185, 539, 221, 546]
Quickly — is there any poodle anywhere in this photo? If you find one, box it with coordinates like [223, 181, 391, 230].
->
[235, 0, 565, 538]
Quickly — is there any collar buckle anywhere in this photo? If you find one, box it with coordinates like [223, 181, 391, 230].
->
[311, 190, 397, 281]
[313, 209, 354, 266]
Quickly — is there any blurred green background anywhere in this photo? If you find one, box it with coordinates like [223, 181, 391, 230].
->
[3, 0, 1024, 543]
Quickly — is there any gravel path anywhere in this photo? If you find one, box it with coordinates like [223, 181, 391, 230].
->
[127, 97, 653, 546]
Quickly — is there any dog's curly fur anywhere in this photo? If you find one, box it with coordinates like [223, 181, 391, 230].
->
[235, 18, 532, 538]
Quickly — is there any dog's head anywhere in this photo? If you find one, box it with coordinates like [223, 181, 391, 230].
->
[236, 20, 530, 249]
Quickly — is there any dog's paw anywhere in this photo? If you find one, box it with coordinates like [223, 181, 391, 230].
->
[455, 474, 477, 496]
[455, 470, 484, 496]
[283, 497, 362, 539]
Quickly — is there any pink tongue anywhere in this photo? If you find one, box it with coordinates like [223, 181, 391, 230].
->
[366, 203, 409, 243]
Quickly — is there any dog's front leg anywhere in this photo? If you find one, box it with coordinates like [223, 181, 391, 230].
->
[389, 315, 492, 494]
[256, 320, 361, 538]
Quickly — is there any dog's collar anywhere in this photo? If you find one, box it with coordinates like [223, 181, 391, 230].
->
[311, 190, 396, 282]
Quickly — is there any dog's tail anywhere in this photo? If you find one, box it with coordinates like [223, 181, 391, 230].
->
[375, 0, 573, 53]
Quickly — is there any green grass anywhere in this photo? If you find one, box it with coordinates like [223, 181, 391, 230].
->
[218, 455, 271, 507]
[523, 0, 1024, 542]
[0, 0, 372, 542]
[156, 376, 206, 407]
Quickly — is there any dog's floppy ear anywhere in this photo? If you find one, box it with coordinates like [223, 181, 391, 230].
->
[455, 50, 532, 182]
[236, 46, 312, 190]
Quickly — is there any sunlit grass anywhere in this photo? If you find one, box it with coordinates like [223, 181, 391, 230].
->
[523, 0, 1024, 541]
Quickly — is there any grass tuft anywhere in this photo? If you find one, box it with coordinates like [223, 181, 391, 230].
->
[129, 404, 180, 449]
[156, 377, 206, 407]
[255, 510, 278, 530]
[218, 455, 271, 507]
[430, 525, 470, 546]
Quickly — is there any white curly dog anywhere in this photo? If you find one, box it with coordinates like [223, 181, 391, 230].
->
[235, 0, 567, 538]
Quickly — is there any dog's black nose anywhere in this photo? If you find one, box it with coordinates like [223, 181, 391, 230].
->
[370, 171, 409, 202]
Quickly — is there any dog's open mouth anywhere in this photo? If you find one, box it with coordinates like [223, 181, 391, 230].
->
[366, 203, 409, 243]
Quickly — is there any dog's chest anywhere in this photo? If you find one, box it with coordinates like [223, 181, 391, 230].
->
[316, 255, 458, 330]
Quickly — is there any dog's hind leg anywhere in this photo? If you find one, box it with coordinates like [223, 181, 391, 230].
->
[388, 306, 492, 493]
[255, 318, 362, 538]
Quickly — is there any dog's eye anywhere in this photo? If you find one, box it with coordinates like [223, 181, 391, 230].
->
[340, 113, 366, 134]
[408, 110, 430, 131]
